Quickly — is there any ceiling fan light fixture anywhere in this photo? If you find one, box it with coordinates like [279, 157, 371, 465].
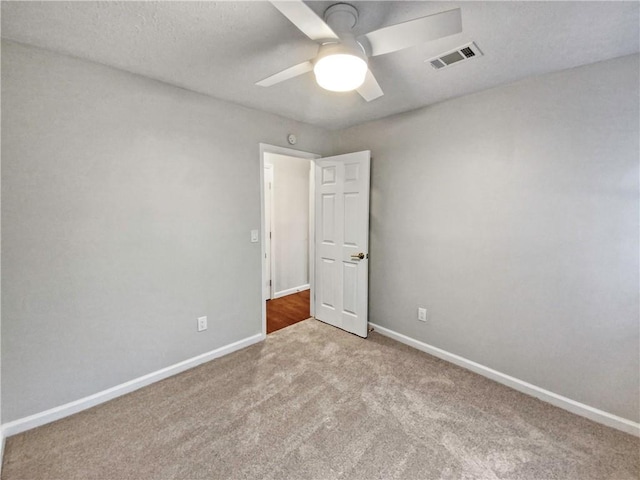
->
[314, 53, 367, 92]
[260, 2, 464, 102]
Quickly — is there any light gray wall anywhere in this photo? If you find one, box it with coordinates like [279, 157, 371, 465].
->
[0, 41, 333, 422]
[264, 153, 310, 295]
[3, 38, 638, 427]
[336, 54, 640, 422]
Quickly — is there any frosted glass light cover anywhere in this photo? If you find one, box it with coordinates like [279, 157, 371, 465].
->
[313, 54, 367, 92]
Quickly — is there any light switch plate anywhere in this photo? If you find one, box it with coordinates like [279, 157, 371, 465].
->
[197, 316, 207, 332]
[250, 229, 259, 243]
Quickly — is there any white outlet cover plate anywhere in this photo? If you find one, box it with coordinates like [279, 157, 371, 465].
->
[197, 316, 208, 331]
[250, 229, 259, 243]
[418, 308, 427, 322]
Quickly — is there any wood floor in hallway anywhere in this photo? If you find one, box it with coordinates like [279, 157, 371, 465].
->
[266, 289, 310, 334]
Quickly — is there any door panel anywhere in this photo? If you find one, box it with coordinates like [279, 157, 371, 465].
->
[321, 194, 336, 243]
[315, 151, 370, 338]
[322, 165, 337, 184]
[343, 193, 359, 246]
[343, 262, 358, 315]
[320, 258, 336, 309]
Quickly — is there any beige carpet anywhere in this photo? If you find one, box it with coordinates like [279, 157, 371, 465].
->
[3, 319, 638, 479]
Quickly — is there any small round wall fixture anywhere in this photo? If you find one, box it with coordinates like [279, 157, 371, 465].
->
[287, 134, 297, 145]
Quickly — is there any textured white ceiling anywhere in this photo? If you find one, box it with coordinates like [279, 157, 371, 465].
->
[2, 1, 638, 129]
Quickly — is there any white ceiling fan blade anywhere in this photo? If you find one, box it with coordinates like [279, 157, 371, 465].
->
[357, 70, 384, 102]
[270, 1, 339, 42]
[256, 61, 314, 87]
[360, 8, 462, 57]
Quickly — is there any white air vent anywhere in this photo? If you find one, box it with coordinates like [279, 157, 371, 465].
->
[427, 42, 483, 71]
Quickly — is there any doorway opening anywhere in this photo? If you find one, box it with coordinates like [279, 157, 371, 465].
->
[260, 144, 319, 336]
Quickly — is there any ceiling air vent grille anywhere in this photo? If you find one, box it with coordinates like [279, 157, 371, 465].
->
[426, 42, 483, 71]
[460, 46, 475, 58]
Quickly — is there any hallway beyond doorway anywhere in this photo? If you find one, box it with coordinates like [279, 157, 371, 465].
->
[266, 290, 310, 334]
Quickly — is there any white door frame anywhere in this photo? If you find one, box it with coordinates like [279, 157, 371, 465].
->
[259, 143, 320, 337]
[263, 164, 274, 301]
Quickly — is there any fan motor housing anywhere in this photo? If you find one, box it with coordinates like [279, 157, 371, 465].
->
[314, 33, 367, 66]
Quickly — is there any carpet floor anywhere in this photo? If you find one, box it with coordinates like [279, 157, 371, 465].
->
[3, 319, 638, 480]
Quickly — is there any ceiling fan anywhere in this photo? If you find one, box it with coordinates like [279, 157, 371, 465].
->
[256, 1, 462, 102]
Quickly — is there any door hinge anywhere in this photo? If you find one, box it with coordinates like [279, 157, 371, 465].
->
[269, 280, 272, 286]
[269, 231, 272, 239]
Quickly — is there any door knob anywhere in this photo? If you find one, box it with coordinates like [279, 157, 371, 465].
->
[350, 252, 366, 260]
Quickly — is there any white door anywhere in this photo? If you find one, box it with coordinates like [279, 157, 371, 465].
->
[263, 165, 273, 300]
[314, 151, 370, 337]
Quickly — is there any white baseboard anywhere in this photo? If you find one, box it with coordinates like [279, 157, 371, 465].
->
[1, 333, 265, 438]
[0, 430, 4, 476]
[369, 322, 640, 437]
[273, 284, 310, 299]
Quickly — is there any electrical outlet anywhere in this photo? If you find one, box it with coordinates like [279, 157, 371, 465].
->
[417, 308, 427, 322]
[197, 316, 208, 332]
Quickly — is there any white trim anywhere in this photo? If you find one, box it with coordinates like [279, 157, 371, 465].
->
[1, 333, 265, 437]
[369, 322, 640, 437]
[308, 162, 315, 317]
[263, 164, 274, 301]
[273, 284, 310, 299]
[259, 143, 320, 337]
